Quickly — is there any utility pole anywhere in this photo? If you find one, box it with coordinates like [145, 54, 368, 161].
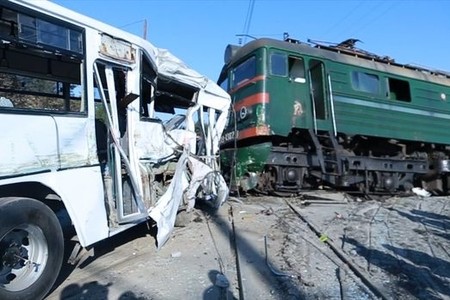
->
[143, 19, 147, 40]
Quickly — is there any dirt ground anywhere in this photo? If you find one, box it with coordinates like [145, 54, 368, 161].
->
[45, 191, 450, 300]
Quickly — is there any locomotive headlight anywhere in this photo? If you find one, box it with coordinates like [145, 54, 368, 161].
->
[286, 168, 298, 182]
[441, 93, 446, 101]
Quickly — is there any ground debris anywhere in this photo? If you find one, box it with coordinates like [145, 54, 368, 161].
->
[46, 192, 450, 300]
[285, 193, 450, 300]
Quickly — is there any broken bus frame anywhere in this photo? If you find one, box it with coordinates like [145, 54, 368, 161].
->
[0, 1, 231, 299]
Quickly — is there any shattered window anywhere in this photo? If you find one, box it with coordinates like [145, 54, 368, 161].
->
[0, 44, 84, 113]
[0, 73, 82, 112]
[152, 75, 198, 124]
[140, 52, 157, 119]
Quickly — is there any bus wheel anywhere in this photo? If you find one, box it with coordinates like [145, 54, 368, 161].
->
[0, 197, 64, 300]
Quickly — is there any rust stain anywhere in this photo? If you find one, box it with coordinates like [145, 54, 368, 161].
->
[293, 100, 303, 116]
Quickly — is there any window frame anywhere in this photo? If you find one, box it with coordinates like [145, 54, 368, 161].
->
[231, 55, 256, 88]
[0, 47, 85, 114]
[270, 52, 287, 76]
[388, 77, 412, 102]
[351, 71, 380, 95]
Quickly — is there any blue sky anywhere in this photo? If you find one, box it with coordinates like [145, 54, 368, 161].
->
[52, 0, 450, 81]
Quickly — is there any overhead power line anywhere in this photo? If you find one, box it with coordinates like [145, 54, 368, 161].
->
[241, 0, 256, 44]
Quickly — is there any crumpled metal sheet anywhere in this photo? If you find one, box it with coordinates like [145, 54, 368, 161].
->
[148, 150, 229, 248]
[145, 47, 231, 248]
[148, 151, 190, 248]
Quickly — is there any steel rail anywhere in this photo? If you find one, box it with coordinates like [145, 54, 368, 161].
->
[285, 199, 390, 300]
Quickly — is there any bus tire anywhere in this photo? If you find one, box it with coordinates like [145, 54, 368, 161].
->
[0, 197, 64, 300]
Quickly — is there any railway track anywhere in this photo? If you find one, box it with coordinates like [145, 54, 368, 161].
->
[225, 192, 450, 300]
[284, 199, 388, 300]
[224, 194, 387, 300]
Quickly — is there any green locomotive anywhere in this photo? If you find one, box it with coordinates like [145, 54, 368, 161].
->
[217, 37, 450, 195]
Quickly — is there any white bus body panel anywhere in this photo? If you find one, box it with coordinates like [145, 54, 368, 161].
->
[0, 115, 58, 176]
[3, 0, 232, 249]
[0, 167, 108, 247]
[0, 114, 97, 174]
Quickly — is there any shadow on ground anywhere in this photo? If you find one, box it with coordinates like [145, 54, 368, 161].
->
[49, 222, 153, 298]
[345, 237, 449, 300]
[59, 281, 150, 299]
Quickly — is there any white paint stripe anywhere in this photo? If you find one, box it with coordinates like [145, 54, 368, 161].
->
[334, 96, 450, 120]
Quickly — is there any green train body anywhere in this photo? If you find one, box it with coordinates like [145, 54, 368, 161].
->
[218, 38, 450, 195]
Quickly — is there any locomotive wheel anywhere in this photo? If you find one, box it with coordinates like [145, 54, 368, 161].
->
[0, 197, 64, 300]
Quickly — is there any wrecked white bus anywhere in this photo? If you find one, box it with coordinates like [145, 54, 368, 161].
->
[0, 1, 230, 299]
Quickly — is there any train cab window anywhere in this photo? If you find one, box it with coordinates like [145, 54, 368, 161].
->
[388, 77, 411, 102]
[219, 77, 229, 92]
[351, 71, 379, 94]
[270, 53, 305, 83]
[232, 56, 256, 87]
[270, 53, 287, 76]
[289, 56, 305, 83]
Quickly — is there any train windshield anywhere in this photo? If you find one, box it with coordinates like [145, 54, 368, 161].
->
[232, 56, 256, 87]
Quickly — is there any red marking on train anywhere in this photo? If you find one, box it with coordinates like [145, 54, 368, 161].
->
[234, 92, 270, 111]
[229, 75, 265, 94]
[238, 125, 271, 140]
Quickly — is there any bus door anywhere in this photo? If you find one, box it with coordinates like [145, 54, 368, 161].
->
[308, 59, 336, 135]
[94, 61, 147, 224]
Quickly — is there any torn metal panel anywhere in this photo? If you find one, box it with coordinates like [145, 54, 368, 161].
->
[135, 110, 229, 247]
[99, 34, 136, 63]
[155, 48, 230, 110]
[184, 156, 229, 210]
[148, 150, 229, 248]
[139, 46, 231, 248]
[153, 47, 230, 157]
[148, 151, 190, 248]
[134, 121, 175, 162]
